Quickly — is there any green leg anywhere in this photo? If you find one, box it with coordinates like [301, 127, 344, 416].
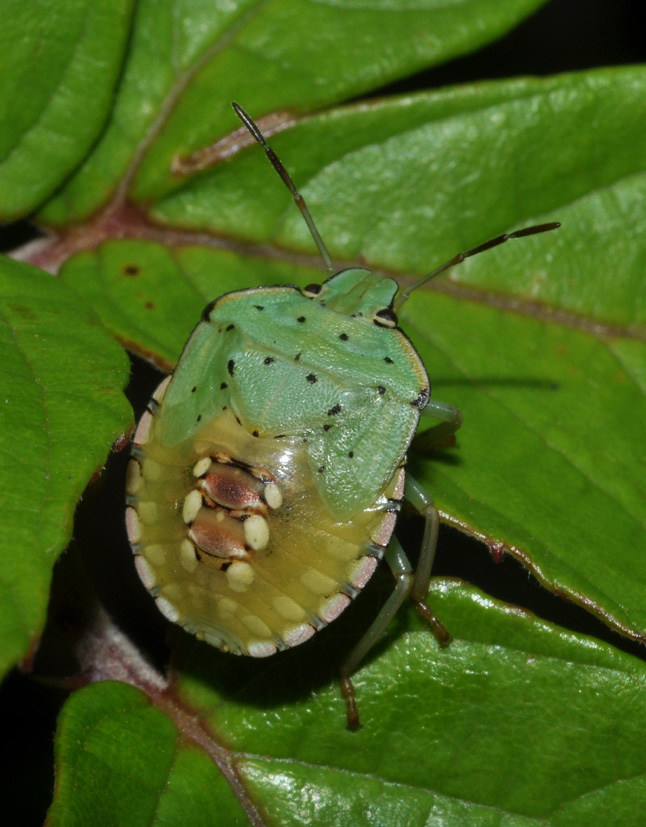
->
[339, 475, 449, 729]
[339, 536, 417, 729]
[412, 399, 462, 453]
[404, 474, 450, 643]
[406, 397, 461, 636]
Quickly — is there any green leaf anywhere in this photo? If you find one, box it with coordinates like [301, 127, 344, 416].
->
[152, 67, 646, 331]
[0, 257, 131, 677]
[406, 288, 646, 639]
[0, 0, 133, 219]
[37, 0, 549, 224]
[48, 583, 646, 824]
[47, 681, 250, 826]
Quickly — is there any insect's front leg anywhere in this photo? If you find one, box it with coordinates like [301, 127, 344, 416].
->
[412, 398, 462, 453]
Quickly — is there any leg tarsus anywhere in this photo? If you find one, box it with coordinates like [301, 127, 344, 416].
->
[339, 675, 360, 730]
[412, 598, 450, 645]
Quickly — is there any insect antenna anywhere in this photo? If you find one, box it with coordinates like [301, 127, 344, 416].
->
[232, 102, 335, 275]
[394, 222, 560, 309]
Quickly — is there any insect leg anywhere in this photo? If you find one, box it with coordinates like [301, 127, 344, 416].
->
[339, 536, 417, 729]
[404, 474, 450, 644]
[412, 399, 462, 454]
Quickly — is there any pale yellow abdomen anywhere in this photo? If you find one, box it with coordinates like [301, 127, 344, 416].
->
[126, 376, 404, 657]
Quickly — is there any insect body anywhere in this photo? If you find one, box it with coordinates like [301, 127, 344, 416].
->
[126, 103, 559, 727]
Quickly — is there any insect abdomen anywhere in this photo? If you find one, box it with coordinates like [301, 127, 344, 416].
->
[126, 377, 404, 658]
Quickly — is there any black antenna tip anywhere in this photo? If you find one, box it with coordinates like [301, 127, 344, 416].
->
[232, 101, 246, 122]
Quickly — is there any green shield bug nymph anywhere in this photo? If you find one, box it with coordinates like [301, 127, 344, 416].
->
[126, 102, 559, 728]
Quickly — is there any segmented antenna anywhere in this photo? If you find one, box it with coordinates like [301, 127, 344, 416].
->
[232, 102, 334, 274]
[232, 102, 560, 299]
[394, 223, 560, 309]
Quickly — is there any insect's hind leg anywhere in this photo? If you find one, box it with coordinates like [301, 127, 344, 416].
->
[339, 479, 449, 729]
[339, 536, 418, 730]
[339, 404, 458, 728]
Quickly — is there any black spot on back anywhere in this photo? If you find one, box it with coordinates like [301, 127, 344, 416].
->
[220, 382, 228, 390]
[264, 357, 275, 365]
[227, 360, 235, 377]
[327, 404, 341, 416]
[384, 356, 393, 364]
[306, 373, 317, 383]
[226, 324, 235, 331]
[297, 316, 306, 323]
[255, 305, 264, 311]
[340, 333, 349, 341]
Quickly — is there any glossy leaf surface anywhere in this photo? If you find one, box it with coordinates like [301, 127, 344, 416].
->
[34, 0, 547, 223]
[0, 0, 132, 218]
[48, 582, 646, 826]
[0, 257, 131, 678]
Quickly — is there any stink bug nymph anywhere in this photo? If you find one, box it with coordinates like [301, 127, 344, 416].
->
[125, 103, 559, 728]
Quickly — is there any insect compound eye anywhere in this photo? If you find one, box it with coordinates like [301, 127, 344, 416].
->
[373, 307, 398, 328]
[302, 283, 323, 298]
